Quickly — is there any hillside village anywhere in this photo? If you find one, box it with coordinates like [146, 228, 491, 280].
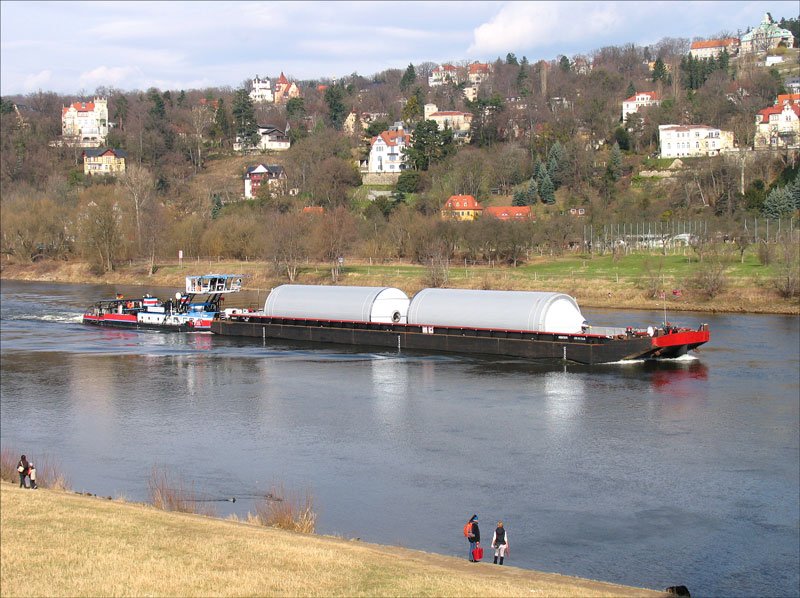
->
[1, 12, 798, 281]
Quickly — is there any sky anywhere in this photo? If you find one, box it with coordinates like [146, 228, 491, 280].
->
[1, 1, 797, 96]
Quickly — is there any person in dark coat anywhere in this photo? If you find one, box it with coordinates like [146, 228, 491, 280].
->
[467, 514, 481, 561]
[17, 455, 29, 488]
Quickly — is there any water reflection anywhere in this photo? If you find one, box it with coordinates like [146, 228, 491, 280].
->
[370, 356, 410, 426]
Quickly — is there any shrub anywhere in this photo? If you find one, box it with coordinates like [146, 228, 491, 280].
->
[253, 483, 316, 533]
[1, 447, 70, 490]
[147, 465, 216, 516]
[689, 260, 728, 299]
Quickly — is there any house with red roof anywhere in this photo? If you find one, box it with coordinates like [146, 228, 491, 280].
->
[484, 206, 534, 221]
[428, 64, 460, 87]
[367, 123, 411, 173]
[621, 91, 661, 122]
[274, 72, 300, 104]
[689, 38, 740, 60]
[754, 95, 800, 149]
[62, 97, 108, 147]
[468, 62, 491, 84]
[82, 147, 127, 176]
[441, 195, 483, 221]
[423, 103, 472, 141]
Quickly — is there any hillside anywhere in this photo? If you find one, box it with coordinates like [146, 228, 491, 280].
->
[0, 483, 666, 597]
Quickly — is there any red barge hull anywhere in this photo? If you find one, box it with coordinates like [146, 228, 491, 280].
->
[211, 316, 709, 365]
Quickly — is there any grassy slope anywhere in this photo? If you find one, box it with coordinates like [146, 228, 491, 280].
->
[0, 484, 665, 597]
[2, 250, 797, 315]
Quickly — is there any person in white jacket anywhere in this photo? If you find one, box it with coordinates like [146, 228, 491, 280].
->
[492, 521, 509, 565]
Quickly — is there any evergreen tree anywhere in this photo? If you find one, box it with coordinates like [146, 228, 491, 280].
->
[792, 173, 800, 210]
[559, 55, 570, 72]
[232, 88, 258, 146]
[534, 159, 547, 186]
[652, 57, 667, 83]
[286, 97, 306, 121]
[512, 189, 527, 207]
[762, 186, 795, 219]
[403, 119, 454, 170]
[212, 97, 232, 143]
[506, 53, 518, 66]
[210, 194, 223, 219]
[324, 85, 347, 130]
[526, 177, 538, 204]
[177, 90, 186, 108]
[626, 81, 636, 97]
[539, 172, 555, 204]
[547, 141, 565, 188]
[607, 142, 623, 182]
[400, 64, 416, 91]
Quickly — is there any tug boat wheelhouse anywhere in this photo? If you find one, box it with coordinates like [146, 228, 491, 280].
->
[211, 285, 710, 365]
[82, 274, 244, 332]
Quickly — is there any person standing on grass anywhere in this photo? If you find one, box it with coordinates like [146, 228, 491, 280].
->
[492, 520, 509, 565]
[17, 455, 30, 488]
[28, 461, 38, 489]
[466, 514, 480, 561]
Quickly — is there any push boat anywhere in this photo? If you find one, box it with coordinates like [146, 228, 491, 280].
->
[211, 285, 710, 366]
[82, 274, 245, 331]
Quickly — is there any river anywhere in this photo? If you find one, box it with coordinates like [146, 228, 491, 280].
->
[1, 280, 797, 597]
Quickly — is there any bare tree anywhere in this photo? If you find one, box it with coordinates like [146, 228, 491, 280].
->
[189, 104, 214, 172]
[118, 163, 155, 254]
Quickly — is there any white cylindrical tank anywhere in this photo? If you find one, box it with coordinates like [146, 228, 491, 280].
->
[263, 285, 410, 323]
[407, 288, 586, 333]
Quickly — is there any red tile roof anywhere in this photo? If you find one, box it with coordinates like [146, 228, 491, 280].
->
[62, 101, 96, 114]
[278, 72, 289, 85]
[430, 110, 470, 117]
[302, 206, 324, 214]
[371, 129, 411, 147]
[469, 62, 490, 74]
[757, 103, 800, 123]
[690, 38, 739, 50]
[435, 64, 457, 72]
[443, 195, 483, 210]
[623, 91, 660, 103]
[484, 206, 533, 220]
[776, 93, 800, 105]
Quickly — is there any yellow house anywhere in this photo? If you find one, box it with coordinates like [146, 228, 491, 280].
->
[83, 148, 127, 176]
[442, 194, 483, 221]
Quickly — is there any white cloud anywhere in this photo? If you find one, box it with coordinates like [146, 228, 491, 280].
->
[79, 66, 141, 88]
[469, 1, 623, 55]
[23, 69, 52, 91]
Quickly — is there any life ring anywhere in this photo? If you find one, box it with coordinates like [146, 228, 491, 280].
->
[126, 301, 134, 309]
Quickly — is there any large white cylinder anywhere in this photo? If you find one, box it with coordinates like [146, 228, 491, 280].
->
[407, 288, 586, 333]
[263, 285, 410, 323]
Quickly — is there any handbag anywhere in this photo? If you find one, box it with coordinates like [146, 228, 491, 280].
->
[472, 542, 484, 561]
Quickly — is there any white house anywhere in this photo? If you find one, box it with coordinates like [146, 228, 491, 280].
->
[249, 76, 273, 103]
[622, 91, 661, 122]
[428, 64, 459, 87]
[740, 13, 795, 54]
[423, 103, 472, 140]
[61, 97, 108, 147]
[658, 124, 735, 158]
[233, 125, 291, 152]
[367, 123, 411, 173]
[243, 164, 287, 198]
[754, 95, 800, 149]
[689, 38, 740, 59]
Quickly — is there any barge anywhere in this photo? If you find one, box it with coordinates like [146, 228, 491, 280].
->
[211, 285, 710, 365]
[82, 274, 245, 332]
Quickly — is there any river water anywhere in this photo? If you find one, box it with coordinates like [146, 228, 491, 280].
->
[1, 280, 798, 597]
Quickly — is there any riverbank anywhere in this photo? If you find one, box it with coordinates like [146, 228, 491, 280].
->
[0, 483, 666, 597]
[1, 256, 798, 315]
